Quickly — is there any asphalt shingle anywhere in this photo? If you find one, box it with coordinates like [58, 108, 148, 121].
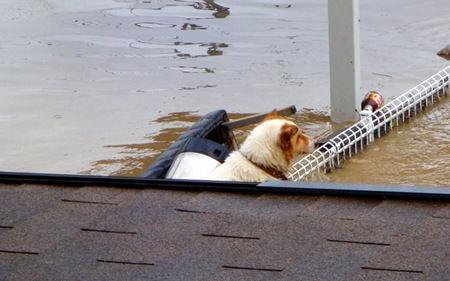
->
[0, 182, 449, 281]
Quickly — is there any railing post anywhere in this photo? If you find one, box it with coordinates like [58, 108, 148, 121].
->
[328, 0, 361, 123]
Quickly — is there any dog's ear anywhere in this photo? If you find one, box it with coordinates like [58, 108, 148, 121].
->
[263, 109, 283, 121]
[279, 124, 298, 150]
[264, 109, 290, 121]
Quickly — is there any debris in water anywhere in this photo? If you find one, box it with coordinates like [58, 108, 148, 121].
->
[437, 44, 450, 60]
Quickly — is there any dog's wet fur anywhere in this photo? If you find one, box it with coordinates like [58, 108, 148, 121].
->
[210, 111, 315, 182]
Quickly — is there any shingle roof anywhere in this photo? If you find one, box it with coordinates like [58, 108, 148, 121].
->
[0, 182, 449, 281]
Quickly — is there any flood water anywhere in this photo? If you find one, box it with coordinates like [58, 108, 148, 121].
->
[0, 0, 449, 186]
[326, 99, 450, 186]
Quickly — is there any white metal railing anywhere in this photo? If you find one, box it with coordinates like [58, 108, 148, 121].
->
[288, 66, 450, 181]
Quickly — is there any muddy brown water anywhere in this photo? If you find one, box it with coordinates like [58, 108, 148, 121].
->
[0, 0, 449, 186]
[326, 99, 450, 186]
[88, 99, 450, 187]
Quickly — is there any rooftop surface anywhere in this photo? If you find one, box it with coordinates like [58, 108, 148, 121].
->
[0, 181, 449, 280]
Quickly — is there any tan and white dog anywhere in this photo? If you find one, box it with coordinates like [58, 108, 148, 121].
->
[210, 112, 315, 182]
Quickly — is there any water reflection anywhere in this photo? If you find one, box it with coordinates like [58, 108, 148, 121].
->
[193, 0, 230, 18]
[205, 43, 228, 56]
[130, 40, 228, 58]
[181, 23, 207, 30]
[134, 22, 177, 28]
[274, 4, 292, 8]
[174, 42, 228, 57]
[105, 0, 230, 19]
[168, 66, 215, 73]
[179, 84, 217, 90]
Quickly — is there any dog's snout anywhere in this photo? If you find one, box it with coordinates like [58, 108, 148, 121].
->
[304, 135, 315, 153]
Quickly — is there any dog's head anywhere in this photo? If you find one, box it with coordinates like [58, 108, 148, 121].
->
[240, 111, 315, 171]
[265, 111, 315, 161]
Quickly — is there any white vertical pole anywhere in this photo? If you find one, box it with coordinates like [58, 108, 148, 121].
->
[328, 0, 361, 123]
